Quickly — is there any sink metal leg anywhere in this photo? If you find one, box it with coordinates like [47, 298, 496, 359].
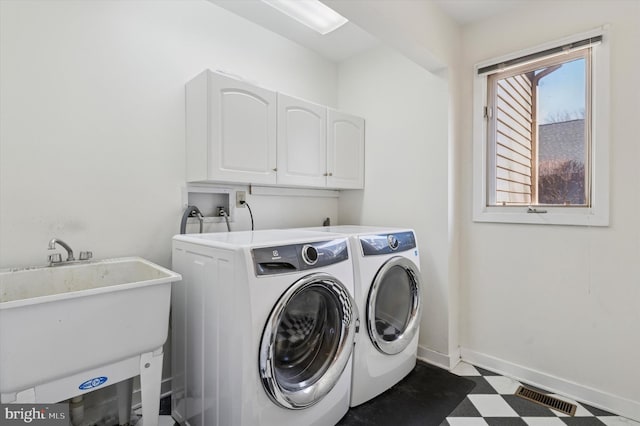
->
[137, 348, 163, 426]
[117, 378, 134, 425]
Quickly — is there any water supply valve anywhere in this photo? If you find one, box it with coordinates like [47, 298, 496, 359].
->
[79, 251, 93, 261]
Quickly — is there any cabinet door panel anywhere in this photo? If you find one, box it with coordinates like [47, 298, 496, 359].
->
[277, 94, 326, 187]
[208, 72, 276, 184]
[218, 90, 273, 174]
[327, 110, 364, 189]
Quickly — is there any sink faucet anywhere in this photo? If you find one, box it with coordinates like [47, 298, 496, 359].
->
[48, 238, 75, 262]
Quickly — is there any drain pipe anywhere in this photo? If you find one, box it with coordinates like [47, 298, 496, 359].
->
[69, 396, 84, 426]
[180, 205, 204, 234]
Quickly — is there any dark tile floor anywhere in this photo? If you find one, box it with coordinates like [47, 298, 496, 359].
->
[338, 360, 474, 425]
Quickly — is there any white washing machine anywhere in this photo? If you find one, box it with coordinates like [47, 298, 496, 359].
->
[304, 226, 423, 407]
[171, 229, 357, 426]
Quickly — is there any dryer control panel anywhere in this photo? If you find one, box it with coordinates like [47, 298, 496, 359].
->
[253, 239, 349, 276]
[359, 231, 416, 256]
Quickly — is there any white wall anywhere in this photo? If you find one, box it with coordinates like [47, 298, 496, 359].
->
[459, 1, 640, 419]
[332, 0, 462, 367]
[0, 0, 340, 269]
[336, 46, 452, 365]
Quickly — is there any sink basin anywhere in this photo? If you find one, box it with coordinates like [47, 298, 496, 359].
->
[0, 257, 181, 398]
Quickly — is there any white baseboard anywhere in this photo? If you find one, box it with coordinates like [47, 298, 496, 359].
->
[460, 348, 640, 422]
[418, 345, 461, 370]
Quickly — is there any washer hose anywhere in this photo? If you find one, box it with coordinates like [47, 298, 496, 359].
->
[219, 208, 231, 232]
[180, 205, 204, 234]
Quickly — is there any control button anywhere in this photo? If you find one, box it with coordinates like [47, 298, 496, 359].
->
[387, 235, 399, 250]
[301, 245, 319, 265]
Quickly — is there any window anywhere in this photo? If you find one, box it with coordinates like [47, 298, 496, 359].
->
[473, 28, 610, 226]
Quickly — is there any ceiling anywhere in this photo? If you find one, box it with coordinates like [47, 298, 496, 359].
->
[209, 0, 531, 63]
[434, 0, 533, 25]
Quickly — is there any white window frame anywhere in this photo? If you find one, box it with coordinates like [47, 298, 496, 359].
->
[472, 27, 610, 226]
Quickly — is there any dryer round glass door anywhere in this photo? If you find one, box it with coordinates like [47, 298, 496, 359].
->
[259, 272, 357, 409]
[367, 256, 422, 355]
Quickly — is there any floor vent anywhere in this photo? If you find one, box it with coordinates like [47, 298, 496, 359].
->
[515, 386, 577, 416]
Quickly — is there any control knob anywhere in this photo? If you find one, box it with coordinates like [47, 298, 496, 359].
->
[301, 245, 319, 265]
[387, 234, 399, 250]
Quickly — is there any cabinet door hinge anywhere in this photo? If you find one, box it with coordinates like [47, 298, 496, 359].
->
[484, 106, 493, 119]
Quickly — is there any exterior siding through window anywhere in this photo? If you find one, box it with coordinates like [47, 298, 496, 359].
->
[491, 74, 534, 205]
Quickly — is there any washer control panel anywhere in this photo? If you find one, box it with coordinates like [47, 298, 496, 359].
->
[360, 231, 416, 256]
[253, 239, 348, 276]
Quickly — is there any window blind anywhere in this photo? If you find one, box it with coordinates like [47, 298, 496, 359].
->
[477, 35, 602, 76]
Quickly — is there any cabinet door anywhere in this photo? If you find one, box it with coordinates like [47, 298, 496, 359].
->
[186, 70, 277, 184]
[327, 109, 365, 189]
[277, 93, 327, 187]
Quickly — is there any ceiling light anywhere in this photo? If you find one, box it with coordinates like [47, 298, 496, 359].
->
[261, 0, 348, 35]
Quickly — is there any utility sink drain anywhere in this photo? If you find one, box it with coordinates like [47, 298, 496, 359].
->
[515, 386, 577, 416]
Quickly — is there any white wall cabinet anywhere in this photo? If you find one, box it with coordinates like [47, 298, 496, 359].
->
[186, 70, 277, 185]
[186, 70, 364, 189]
[327, 109, 365, 189]
[277, 93, 327, 187]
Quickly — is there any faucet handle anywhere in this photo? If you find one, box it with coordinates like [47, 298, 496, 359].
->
[79, 251, 93, 261]
[48, 253, 62, 264]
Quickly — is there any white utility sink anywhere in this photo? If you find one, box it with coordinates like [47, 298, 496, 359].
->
[0, 257, 181, 425]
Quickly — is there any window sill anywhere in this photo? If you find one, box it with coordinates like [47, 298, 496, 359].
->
[473, 206, 609, 226]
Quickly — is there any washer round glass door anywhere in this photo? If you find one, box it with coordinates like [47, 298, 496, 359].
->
[259, 273, 357, 409]
[367, 256, 422, 355]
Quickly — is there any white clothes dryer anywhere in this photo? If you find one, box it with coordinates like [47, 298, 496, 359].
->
[304, 226, 423, 407]
[171, 229, 357, 426]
